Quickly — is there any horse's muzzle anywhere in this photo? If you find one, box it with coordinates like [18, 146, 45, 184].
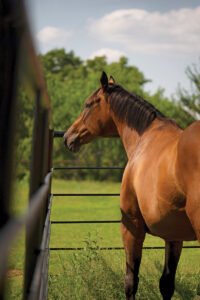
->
[63, 130, 80, 153]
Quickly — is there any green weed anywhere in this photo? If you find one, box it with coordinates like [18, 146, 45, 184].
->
[48, 231, 125, 300]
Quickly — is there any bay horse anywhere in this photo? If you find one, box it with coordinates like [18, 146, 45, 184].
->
[64, 72, 200, 300]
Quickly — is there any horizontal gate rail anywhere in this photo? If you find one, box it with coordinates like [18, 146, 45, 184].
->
[52, 193, 120, 196]
[51, 220, 121, 224]
[49, 246, 200, 251]
[52, 166, 124, 170]
[53, 130, 65, 138]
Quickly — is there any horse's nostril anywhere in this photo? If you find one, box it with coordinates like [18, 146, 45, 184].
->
[69, 141, 74, 147]
[64, 137, 67, 146]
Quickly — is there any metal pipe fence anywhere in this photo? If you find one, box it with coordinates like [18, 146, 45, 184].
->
[51, 131, 200, 252]
[0, 1, 53, 300]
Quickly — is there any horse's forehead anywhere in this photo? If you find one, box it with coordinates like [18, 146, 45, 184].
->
[91, 88, 100, 98]
[86, 88, 101, 103]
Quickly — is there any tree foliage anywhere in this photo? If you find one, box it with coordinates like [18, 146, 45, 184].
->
[16, 48, 196, 181]
[177, 61, 200, 118]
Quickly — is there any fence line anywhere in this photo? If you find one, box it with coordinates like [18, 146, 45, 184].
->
[50, 147, 200, 251]
[49, 246, 200, 251]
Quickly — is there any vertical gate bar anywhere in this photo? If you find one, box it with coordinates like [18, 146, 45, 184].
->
[23, 94, 50, 299]
[42, 239, 50, 300]
[23, 91, 42, 299]
[0, 0, 24, 298]
[40, 109, 51, 226]
[39, 194, 53, 300]
[38, 196, 52, 300]
[37, 110, 52, 300]
[27, 201, 51, 300]
[39, 212, 51, 300]
[47, 129, 54, 173]
[42, 110, 50, 178]
[42, 128, 54, 300]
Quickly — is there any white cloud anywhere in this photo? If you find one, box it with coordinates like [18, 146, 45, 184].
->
[87, 7, 200, 55]
[37, 26, 72, 50]
[89, 48, 126, 63]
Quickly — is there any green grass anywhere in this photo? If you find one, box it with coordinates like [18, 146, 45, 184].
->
[5, 178, 200, 300]
[49, 178, 200, 300]
[5, 179, 29, 300]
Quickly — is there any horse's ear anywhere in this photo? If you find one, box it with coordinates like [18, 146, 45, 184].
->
[100, 71, 108, 90]
[109, 76, 115, 84]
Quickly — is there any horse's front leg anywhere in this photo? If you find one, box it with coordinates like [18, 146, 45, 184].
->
[159, 241, 183, 300]
[120, 188, 146, 300]
[121, 209, 145, 300]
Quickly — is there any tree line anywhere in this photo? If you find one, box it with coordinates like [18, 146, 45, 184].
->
[16, 49, 200, 181]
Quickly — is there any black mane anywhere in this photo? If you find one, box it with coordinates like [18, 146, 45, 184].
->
[106, 84, 172, 135]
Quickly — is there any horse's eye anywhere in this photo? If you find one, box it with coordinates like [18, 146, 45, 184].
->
[85, 102, 92, 108]
[85, 101, 95, 108]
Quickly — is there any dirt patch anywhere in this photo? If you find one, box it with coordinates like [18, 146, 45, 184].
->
[7, 269, 23, 278]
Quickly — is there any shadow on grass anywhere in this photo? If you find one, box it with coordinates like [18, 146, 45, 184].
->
[137, 272, 161, 300]
[69, 252, 162, 300]
[75, 254, 124, 300]
[48, 250, 199, 300]
[154, 260, 197, 300]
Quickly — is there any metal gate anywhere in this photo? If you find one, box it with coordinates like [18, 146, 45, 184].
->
[51, 132, 200, 251]
[0, 1, 53, 299]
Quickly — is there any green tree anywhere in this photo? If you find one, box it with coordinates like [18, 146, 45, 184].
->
[39, 49, 82, 75]
[146, 89, 195, 129]
[177, 62, 200, 119]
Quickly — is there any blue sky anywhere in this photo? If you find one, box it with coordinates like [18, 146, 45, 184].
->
[28, 0, 200, 98]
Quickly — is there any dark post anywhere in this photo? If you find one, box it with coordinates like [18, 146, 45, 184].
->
[48, 129, 54, 172]
[0, 0, 22, 229]
[0, 0, 24, 298]
[0, 0, 53, 299]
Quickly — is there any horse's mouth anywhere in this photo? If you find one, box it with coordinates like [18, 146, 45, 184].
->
[67, 140, 80, 153]
[64, 127, 95, 153]
[63, 130, 81, 153]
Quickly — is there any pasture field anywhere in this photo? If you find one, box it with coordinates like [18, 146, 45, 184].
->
[6, 178, 200, 300]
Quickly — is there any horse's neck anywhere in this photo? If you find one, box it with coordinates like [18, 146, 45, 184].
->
[111, 116, 140, 159]
[120, 126, 140, 159]
[112, 116, 181, 159]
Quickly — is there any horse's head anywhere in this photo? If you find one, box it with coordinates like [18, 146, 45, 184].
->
[64, 72, 118, 152]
